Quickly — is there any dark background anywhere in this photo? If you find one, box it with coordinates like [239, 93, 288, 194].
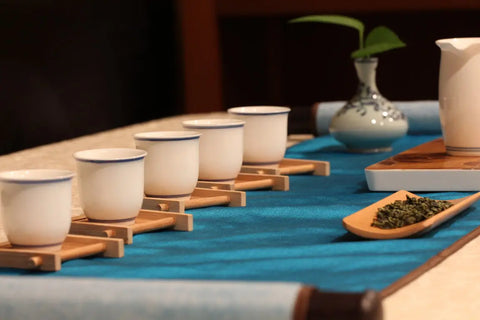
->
[221, 10, 480, 106]
[0, 1, 479, 154]
[219, 9, 480, 133]
[0, 0, 177, 154]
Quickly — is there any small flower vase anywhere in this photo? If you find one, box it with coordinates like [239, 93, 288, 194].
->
[328, 57, 408, 153]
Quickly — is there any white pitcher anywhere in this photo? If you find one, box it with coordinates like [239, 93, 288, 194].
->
[436, 38, 480, 156]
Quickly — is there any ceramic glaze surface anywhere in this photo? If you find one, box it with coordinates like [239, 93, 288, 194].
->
[134, 131, 200, 198]
[182, 119, 244, 181]
[0, 169, 73, 250]
[329, 58, 408, 153]
[437, 38, 480, 156]
[74, 148, 146, 224]
[228, 106, 290, 165]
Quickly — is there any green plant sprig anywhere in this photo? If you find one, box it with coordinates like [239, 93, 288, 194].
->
[288, 15, 406, 58]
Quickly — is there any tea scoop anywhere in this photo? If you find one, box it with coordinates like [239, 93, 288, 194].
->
[342, 190, 480, 239]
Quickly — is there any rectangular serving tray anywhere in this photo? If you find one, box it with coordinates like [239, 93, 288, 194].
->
[365, 138, 480, 191]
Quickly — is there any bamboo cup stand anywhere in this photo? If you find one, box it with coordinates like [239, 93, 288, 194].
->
[143, 187, 246, 213]
[197, 173, 289, 191]
[0, 234, 124, 271]
[70, 210, 192, 245]
[241, 158, 330, 176]
[286, 134, 315, 147]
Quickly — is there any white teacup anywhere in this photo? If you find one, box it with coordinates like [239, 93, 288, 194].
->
[73, 148, 147, 225]
[182, 119, 245, 182]
[227, 106, 291, 165]
[0, 169, 74, 251]
[134, 131, 201, 199]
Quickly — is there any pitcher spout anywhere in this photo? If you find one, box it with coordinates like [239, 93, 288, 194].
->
[436, 38, 480, 57]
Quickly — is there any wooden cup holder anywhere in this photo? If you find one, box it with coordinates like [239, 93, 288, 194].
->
[70, 210, 192, 245]
[0, 234, 124, 271]
[197, 173, 289, 191]
[143, 187, 246, 213]
[241, 158, 330, 176]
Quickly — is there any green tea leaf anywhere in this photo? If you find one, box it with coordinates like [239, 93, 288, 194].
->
[289, 15, 364, 49]
[351, 26, 406, 58]
[371, 196, 452, 229]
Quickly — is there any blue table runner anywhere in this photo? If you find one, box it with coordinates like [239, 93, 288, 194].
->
[2, 134, 478, 293]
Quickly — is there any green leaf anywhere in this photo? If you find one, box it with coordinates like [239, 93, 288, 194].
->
[365, 26, 405, 47]
[350, 43, 403, 58]
[289, 15, 364, 49]
[288, 15, 364, 32]
[351, 26, 406, 58]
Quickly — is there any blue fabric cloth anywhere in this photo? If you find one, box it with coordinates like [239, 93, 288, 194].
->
[1, 134, 478, 293]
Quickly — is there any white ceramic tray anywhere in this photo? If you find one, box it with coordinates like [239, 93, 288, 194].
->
[365, 138, 480, 191]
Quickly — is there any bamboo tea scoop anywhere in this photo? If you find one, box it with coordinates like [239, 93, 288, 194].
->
[342, 190, 480, 239]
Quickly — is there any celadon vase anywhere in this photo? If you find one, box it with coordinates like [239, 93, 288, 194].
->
[329, 57, 408, 153]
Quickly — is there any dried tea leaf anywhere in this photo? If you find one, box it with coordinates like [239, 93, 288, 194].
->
[371, 195, 453, 229]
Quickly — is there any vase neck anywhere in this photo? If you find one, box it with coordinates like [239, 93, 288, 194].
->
[354, 58, 379, 97]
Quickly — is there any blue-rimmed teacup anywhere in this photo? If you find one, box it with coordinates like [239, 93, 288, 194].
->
[0, 169, 74, 251]
[134, 131, 201, 199]
[182, 119, 245, 182]
[228, 106, 290, 166]
[73, 148, 146, 225]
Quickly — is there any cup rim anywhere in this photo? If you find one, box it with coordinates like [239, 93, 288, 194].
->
[0, 169, 74, 183]
[182, 118, 245, 129]
[73, 148, 147, 163]
[436, 37, 480, 43]
[134, 130, 201, 141]
[435, 37, 480, 51]
[227, 106, 291, 115]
